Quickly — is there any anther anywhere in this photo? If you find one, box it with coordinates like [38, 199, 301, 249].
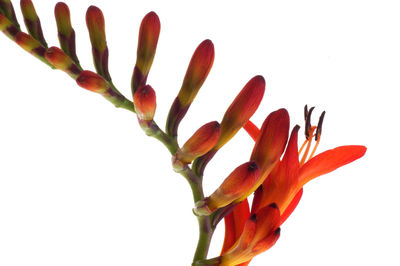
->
[305, 106, 315, 139]
[315, 111, 326, 141]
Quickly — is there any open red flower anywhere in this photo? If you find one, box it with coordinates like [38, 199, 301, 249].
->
[220, 106, 366, 264]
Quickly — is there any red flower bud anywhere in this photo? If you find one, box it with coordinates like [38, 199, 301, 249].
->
[133, 85, 156, 121]
[217, 75, 265, 149]
[85, 6, 106, 52]
[136, 11, 160, 76]
[178, 39, 215, 107]
[176, 121, 221, 164]
[45, 47, 81, 78]
[76, 70, 109, 94]
[194, 161, 260, 215]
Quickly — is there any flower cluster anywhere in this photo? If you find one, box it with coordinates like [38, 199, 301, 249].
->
[0, 1, 366, 265]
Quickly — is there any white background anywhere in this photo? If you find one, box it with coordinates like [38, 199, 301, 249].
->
[1, 0, 399, 265]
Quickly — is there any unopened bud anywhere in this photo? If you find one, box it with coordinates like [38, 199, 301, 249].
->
[217, 75, 265, 149]
[20, 0, 47, 47]
[176, 121, 221, 164]
[166, 40, 214, 137]
[133, 85, 156, 121]
[45, 47, 81, 79]
[55, 2, 79, 65]
[194, 161, 260, 216]
[76, 70, 109, 94]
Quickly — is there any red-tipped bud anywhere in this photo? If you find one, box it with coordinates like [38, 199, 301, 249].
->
[136, 11, 160, 76]
[220, 204, 281, 265]
[251, 108, 290, 177]
[20, 0, 47, 47]
[76, 70, 109, 94]
[45, 47, 81, 78]
[0, 13, 19, 39]
[175, 121, 221, 164]
[217, 75, 265, 149]
[194, 161, 260, 216]
[178, 39, 215, 107]
[55, 2, 79, 65]
[55, 2, 72, 37]
[133, 85, 156, 121]
[165, 40, 215, 137]
[0, 0, 20, 28]
[86, 6, 110, 81]
[86, 6, 106, 52]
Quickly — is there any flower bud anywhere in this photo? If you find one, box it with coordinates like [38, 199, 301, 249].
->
[133, 85, 156, 121]
[216, 75, 265, 149]
[20, 0, 47, 47]
[175, 121, 221, 164]
[86, 6, 106, 52]
[166, 40, 214, 137]
[86, 5, 110, 81]
[76, 70, 109, 94]
[194, 161, 259, 216]
[55, 2, 79, 65]
[45, 46, 81, 79]
[133, 11, 160, 90]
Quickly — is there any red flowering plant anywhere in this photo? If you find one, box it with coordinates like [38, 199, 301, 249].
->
[0, 1, 366, 265]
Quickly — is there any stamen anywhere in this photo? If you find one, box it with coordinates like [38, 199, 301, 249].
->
[300, 126, 316, 166]
[304, 105, 308, 121]
[307, 138, 320, 162]
[315, 111, 326, 141]
[305, 106, 315, 140]
[298, 139, 308, 154]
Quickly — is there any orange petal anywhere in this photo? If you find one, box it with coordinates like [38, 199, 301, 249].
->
[221, 199, 250, 255]
[217, 76, 265, 149]
[255, 126, 300, 214]
[252, 228, 280, 254]
[248, 109, 289, 196]
[298, 145, 367, 187]
[280, 187, 303, 225]
[244, 120, 260, 141]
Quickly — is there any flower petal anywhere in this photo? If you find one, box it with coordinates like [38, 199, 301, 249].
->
[244, 120, 260, 141]
[298, 145, 367, 187]
[221, 199, 250, 255]
[280, 187, 303, 225]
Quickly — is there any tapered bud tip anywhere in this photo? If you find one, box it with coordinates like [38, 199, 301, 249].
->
[55, 2, 70, 18]
[86, 5, 104, 28]
[133, 85, 157, 121]
[86, 5, 106, 51]
[178, 39, 215, 106]
[143, 11, 160, 30]
[76, 70, 109, 93]
[20, 0, 34, 10]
